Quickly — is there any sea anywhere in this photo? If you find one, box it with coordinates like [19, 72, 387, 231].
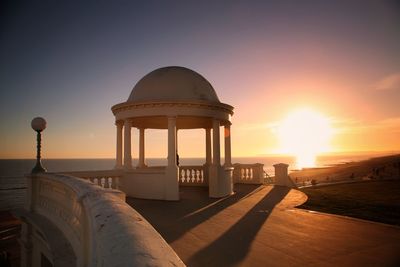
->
[0, 153, 388, 178]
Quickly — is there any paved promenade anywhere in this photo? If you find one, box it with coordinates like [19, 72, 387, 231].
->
[127, 184, 400, 267]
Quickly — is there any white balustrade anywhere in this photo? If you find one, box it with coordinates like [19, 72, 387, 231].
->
[233, 163, 264, 184]
[60, 170, 122, 190]
[179, 166, 205, 186]
[89, 176, 119, 189]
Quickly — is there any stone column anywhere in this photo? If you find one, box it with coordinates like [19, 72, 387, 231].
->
[168, 117, 177, 167]
[224, 124, 232, 167]
[115, 121, 123, 169]
[209, 119, 224, 197]
[138, 128, 146, 168]
[124, 120, 132, 169]
[176, 128, 179, 165]
[205, 128, 212, 165]
[166, 116, 179, 200]
[212, 119, 221, 166]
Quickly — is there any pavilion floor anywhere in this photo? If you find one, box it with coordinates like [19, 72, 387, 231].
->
[127, 184, 400, 267]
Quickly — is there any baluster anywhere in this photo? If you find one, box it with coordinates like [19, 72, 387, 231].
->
[196, 170, 200, 182]
[181, 169, 185, 182]
[192, 169, 196, 183]
[100, 177, 105, 188]
[108, 177, 112, 188]
[241, 168, 245, 180]
[250, 168, 254, 179]
[186, 170, 190, 182]
[93, 178, 98, 185]
[201, 170, 204, 183]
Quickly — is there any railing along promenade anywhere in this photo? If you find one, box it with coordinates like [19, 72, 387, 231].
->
[178, 163, 265, 186]
[20, 172, 184, 267]
[233, 163, 265, 184]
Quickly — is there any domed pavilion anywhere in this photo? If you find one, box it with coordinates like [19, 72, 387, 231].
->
[111, 66, 234, 200]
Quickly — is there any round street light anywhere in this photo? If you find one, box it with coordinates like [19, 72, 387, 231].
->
[31, 117, 47, 173]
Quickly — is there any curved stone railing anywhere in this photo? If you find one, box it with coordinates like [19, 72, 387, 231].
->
[233, 163, 264, 184]
[24, 173, 185, 267]
[179, 166, 206, 186]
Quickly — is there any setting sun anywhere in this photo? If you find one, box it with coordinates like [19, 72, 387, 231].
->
[277, 108, 333, 169]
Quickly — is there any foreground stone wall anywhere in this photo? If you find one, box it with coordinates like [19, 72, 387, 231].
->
[21, 173, 185, 267]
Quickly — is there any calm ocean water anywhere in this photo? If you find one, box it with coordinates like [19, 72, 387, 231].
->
[0, 154, 379, 177]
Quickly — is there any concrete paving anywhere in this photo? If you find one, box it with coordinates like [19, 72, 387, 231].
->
[127, 184, 400, 267]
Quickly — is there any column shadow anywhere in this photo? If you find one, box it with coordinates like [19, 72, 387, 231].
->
[126, 184, 264, 243]
[187, 186, 290, 267]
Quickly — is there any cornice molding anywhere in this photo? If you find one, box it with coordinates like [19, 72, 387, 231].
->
[111, 101, 234, 116]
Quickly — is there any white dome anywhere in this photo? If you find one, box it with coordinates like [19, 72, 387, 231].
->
[127, 66, 220, 103]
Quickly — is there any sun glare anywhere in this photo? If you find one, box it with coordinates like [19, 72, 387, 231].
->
[277, 108, 333, 169]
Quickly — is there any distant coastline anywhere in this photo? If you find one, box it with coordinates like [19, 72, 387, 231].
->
[291, 154, 400, 186]
[1, 152, 398, 177]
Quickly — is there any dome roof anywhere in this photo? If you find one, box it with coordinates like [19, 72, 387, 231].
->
[127, 66, 220, 103]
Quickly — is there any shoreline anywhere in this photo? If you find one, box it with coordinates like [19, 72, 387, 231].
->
[290, 154, 400, 186]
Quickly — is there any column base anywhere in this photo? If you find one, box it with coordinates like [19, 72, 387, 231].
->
[123, 164, 133, 170]
[137, 164, 148, 169]
[114, 164, 123, 170]
[209, 165, 233, 198]
[165, 165, 179, 201]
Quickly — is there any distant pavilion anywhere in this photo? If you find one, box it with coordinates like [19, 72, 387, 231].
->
[111, 66, 235, 200]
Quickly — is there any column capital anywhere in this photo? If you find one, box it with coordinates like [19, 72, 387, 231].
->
[124, 119, 133, 126]
[115, 120, 124, 127]
[167, 116, 177, 121]
[213, 118, 221, 127]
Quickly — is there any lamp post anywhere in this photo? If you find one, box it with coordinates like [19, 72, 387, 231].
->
[31, 117, 47, 173]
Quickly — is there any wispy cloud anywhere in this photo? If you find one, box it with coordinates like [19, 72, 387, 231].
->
[374, 72, 400, 90]
[335, 117, 400, 134]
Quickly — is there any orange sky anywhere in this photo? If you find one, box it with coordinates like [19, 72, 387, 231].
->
[1, 1, 400, 159]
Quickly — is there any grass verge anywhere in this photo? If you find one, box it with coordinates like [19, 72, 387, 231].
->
[298, 180, 400, 226]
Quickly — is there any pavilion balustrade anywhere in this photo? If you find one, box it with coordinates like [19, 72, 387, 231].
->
[179, 165, 206, 186]
[60, 170, 122, 190]
[61, 162, 266, 190]
[233, 163, 265, 184]
[177, 163, 265, 186]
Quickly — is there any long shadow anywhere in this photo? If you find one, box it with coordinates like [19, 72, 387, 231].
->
[187, 186, 290, 267]
[126, 184, 264, 243]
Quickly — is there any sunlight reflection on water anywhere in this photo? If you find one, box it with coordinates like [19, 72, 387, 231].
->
[295, 153, 317, 169]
